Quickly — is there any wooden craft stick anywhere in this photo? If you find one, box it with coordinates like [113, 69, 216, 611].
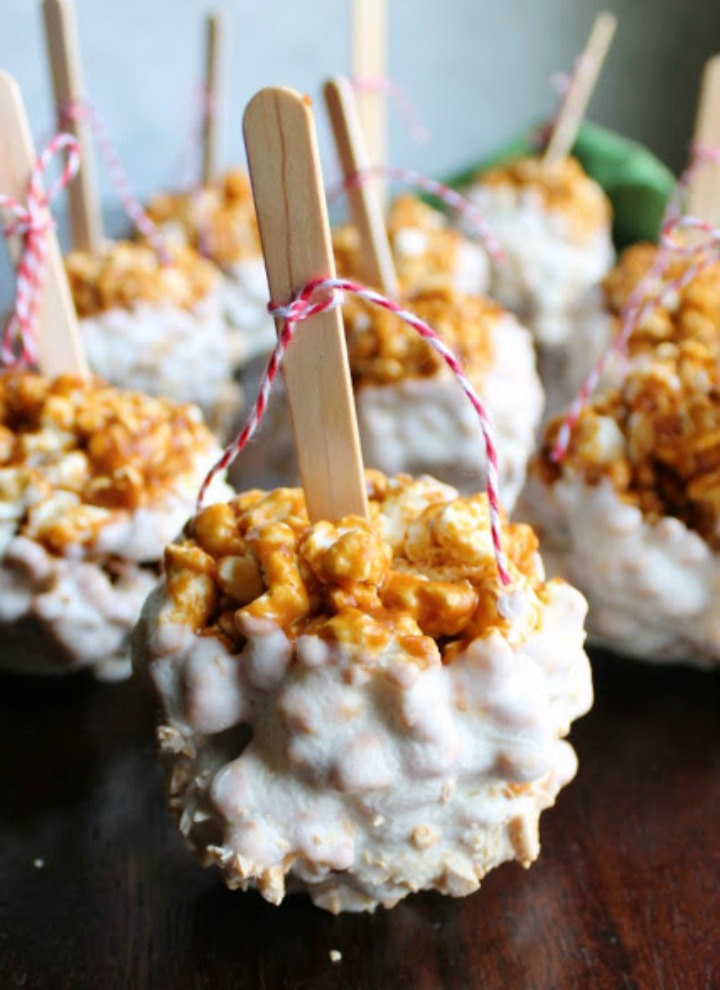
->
[201, 10, 227, 186]
[243, 87, 369, 523]
[544, 11, 617, 167]
[324, 75, 398, 296]
[42, 0, 104, 252]
[686, 54, 720, 226]
[351, 0, 388, 211]
[0, 73, 88, 376]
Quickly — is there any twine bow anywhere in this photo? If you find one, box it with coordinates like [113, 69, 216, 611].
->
[198, 276, 511, 586]
[0, 133, 80, 367]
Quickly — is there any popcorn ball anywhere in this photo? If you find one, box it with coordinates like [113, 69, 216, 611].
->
[134, 470, 592, 912]
[527, 349, 720, 666]
[344, 286, 543, 507]
[237, 285, 543, 509]
[65, 240, 243, 439]
[464, 157, 614, 348]
[146, 169, 276, 360]
[0, 371, 231, 678]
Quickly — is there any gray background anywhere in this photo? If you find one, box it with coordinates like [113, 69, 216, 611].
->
[2, 0, 720, 210]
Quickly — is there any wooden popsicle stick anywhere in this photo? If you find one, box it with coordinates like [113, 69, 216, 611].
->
[544, 11, 617, 168]
[243, 87, 369, 523]
[201, 10, 227, 186]
[0, 73, 88, 377]
[686, 55, 720, 226]
[324, 76, 398, 296]
[42, 0, 104, 252]
[351, 0, 388, 211]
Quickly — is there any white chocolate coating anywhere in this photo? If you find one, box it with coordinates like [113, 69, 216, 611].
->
[220, 257, 276, 360]
[134, 476, 592, 913]
[154, 215, 275, 363]
[80, 293, 243, 440]
[0, 451, 232, 679]
[465, 185, 614, 347]
[356, 313, 543, 508]
[524, 470, 720, 667]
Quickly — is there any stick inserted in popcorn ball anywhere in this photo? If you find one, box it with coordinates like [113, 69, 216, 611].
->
[134, 85, 593, 913]
[520, 60, 720, 668]
[462, 15, 616, 349]
[543, 12, 617, 168]
[325, 75, 398, 296]
[43, 0, 103, 253]
[555, 55, 720, 424]
[318, 75, 542, 508]
[351, 0, 388, 211]
[41, 0, 242, 438]
[0, 72, 86, 376]
[686, 55, 720, 229]
[0, 76, 233, 680]
[201, 10, 227, 187]
[243, 87, 368, 523]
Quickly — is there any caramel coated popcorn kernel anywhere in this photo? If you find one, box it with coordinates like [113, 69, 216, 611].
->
[66, 241, 219, 317]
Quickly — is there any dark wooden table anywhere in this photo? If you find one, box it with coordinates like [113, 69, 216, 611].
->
[0, 651, 718, 990]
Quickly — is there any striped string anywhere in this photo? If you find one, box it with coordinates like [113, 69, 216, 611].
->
[59, 99, 171, 263]
[328, 164, 504, 262]
[198, 276, 511, 586]
[351, 76, 431, 144]
[0, 133, 80, 367]
[552, 206, 720, 461]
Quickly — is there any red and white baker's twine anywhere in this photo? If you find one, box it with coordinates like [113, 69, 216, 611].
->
[0, 133, 80, 366]
[59, 99, 171, 263]
[198, 277, 511, 586]
[328, 165, 504, 263]
[552, 148, 720, 461]
[351, 76, 431, 144]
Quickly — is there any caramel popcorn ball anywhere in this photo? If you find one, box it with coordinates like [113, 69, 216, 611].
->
[537, 354, 720, 548]
[65, 241, 219, 318]
[0, 371, 217, 552]
[146, 169, 262, 267]
[479, 156, 611, 241]
[136, 471, 591, 911]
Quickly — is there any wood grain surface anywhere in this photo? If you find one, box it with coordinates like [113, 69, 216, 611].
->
[0, 651, 717, 990]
